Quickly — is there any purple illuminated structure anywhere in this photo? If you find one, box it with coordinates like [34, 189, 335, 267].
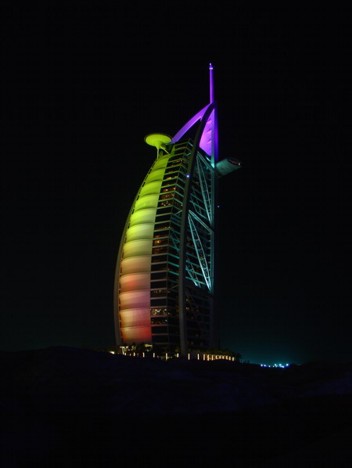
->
[113, 64, 240, 355]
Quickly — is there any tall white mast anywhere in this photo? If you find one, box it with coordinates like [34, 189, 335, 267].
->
[209, 62, 214, 103]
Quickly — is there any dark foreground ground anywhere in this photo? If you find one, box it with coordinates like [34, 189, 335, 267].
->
[1, 347, 352, 467]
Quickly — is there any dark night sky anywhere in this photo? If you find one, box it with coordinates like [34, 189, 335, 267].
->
[1, 3, 351, 364]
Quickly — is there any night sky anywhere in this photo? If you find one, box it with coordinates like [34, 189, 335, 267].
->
[2, 3, 351, 365]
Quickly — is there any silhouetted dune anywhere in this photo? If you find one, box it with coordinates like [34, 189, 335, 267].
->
[1, 347, 352, 467]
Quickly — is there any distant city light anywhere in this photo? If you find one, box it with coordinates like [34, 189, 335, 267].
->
[260, 363, 290, 368]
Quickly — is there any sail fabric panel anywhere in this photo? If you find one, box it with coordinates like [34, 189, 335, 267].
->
[129, 208, 157, 226]
[120, 325, 151, 343]
[119, 290, 150, 309]
[119, 273, 150, 291]
[123, 239, 153, 257]
[120, 256, 151, 274]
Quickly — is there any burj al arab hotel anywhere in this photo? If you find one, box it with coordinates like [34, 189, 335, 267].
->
[113, 64, 240, 356]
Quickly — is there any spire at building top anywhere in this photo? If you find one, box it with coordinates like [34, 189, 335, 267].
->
[209, 62, 214, 103]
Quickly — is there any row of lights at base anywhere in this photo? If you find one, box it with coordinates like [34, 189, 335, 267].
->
[109, 350, 236, 362]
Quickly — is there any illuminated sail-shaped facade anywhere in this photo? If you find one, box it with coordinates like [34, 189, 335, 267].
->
[113, 64, 240, 355]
